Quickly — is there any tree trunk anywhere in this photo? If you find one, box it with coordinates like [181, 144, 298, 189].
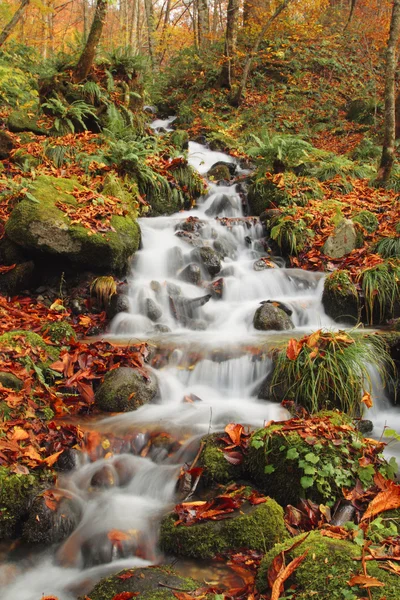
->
[378, 0, 400, 184]
[73, 0, 108, 83]
[0, 0, 30, 47]
[231, 0, 294, 107]
[219, 0, 240, 88]
[144, 0, 155, 67]
[197, 0, 209, 48]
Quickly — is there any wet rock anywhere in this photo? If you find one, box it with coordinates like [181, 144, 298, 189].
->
[160, 496, 286, 559]
[95, 366, 159, 412]
[175, 230, 203, 247]
[323, 219, 357, 259]
[167, 246, 184, 275]
[0, 371, 23, 391]
[113, 456, 138, 486]
[206, 277, 224, 299]
[154, 324, 171, 333]
[356, 419, 374, 434]
[177, 216, 205, 233]
[106, 293, 130, 319]
[213, 237, 236, 259]
[209, 160, 237, 176]
[178, 263, 202, 286]
[145, 298, 162, 321]
[71, 298, 85, 315]
[220, 265, 235, 277]
[150, 280, 162, 294]
[22, 492, 81, 544]
[83, 566, 200, 600]
[0, 130, 14, 160]
[166, 282, 181, 296]
[253, 258, 277, 271]
[55, 448, 80, 472]
[261, 299, 293, 317]
[181, 317, 207, 330]
[191, 247, 221, 278]
[205, 194, 240, 217]
[90, 465, 116, 488]
[171, 294, 211, 320]
[322, 270, 359, 325]
[207, 163, 232, 181]
[253, 303, 294, 331]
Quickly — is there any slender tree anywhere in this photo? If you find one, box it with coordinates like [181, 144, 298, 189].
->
[219, 0, 240, 88]
[73, 0, 108, 82]
[377, 0, 400, 184]
[231, 0, 294, 106]
[0, 0, 30, 47]
[144, 0, 156, 67]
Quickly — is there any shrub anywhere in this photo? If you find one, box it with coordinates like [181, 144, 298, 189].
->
[359, 260, 400, 324]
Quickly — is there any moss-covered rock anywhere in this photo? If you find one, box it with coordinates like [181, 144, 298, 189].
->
[160, 497, 287, 559]
[0, 130, 14, 160]
[207, 164, 231, 181]
[198, 433, 242, 487]
[257, 530, 398, 599]
[95, 366, 159, 412]
[245, 413, 387, 507]
[41, 321, 77, 344]
[0, 330, 59, 362]
[352, 210, 379, 234]
[323, 219, 357, 258]
[8, 111, 47, 136]
[0, 371, 23, 390]
[83, 566, 200, 600]
[0, 467, 54, 539]
[346, 98, 376, 125]
[5, 175, 140, 273]
[11, 149, 41, 170]
[248, 177, 290, 215]
[322, 270, 360, 325]
[22, 492, 81, 544]
[253, 302, 294, 331]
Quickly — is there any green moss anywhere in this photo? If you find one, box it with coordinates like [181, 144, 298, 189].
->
[8, 110, 47, 135]
[257, 530, 399, 599]
[198, 434, 241, 486]
[0, 330, 59, 361]
[83, 566, 199, 600]
[170, 129, 189, 151]
[0, 467, 54, 539]
[41, 321, 77, 343]
[248, 176, 291, 215]
[160, 498, 286, 559]
[11, 149, 41, 170]
[322, 270, 360, 325]
[245, 413, 388, 507]
[352, 210, 379, 234]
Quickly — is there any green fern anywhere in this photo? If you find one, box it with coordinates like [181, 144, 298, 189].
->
[248, 132, 314, 171]
[42, 95, 98, 134]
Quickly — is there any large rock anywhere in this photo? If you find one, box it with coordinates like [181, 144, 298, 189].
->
[83, 566, 200, 600]
[8, 111, 48, 136]
[191, 246, 222, 278]
[207, 163, 232, 181]
[22, 492, 81, 544]
[5, 175, 140, 273]
[178, 263, 201, 285]
[145, 298, 162, 321]
[323, 219, 357, 259]
[95, 366, 158, 412]
[322, 270, 359, 325]
[253, 302, 294, 331]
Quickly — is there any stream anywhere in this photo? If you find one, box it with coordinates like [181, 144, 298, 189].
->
[1, 126, 399, 600]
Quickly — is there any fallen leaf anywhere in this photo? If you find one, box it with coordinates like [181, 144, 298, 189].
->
[348, 574, 385, 588]
[361, 391, 373, 409]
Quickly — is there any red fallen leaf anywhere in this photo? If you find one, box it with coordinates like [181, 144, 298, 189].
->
[286, 338, 300, 360]
[362, 480, 400, 521]
[117, 573, 134, 580]
[0, 263, 16, 274]
[112, 593, 139, 600]
[225, 423, 244, 446]
[248, 491, 267, 505]
[223, 451, 244, 465]
[347, 574, 384, 588]
[173, 593, 196, 600]
[76, 380, 95, 404]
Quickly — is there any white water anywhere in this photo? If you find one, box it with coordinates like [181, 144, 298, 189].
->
[1, 133, 398, 600]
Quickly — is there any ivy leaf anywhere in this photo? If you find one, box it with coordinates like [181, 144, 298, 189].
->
[300, 476, 314, 489]
[251, 438, 264, 449]
[286, 448, 300, 460]
[265, 464, 276, 474]
[305, 452, 319, 464]
[303, 465, 316, 475]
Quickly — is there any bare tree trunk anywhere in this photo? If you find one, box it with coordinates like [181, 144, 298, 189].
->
[74, 0, 108, 82]
[83, 0, 88, 41]
[144, 0, 155, 66]
[219, 0, 240, 88]
[231, 0, 294, 106]
[0, 0, 30, 47]
[129, 0, 138, 49]
[344, 0, 356, 29]
[378, 0, 400, 184]
[197, 0, 209, 48]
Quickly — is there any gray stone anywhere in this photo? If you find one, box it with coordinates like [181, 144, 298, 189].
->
[253, 303, 294, 331]
[166, 282, 181, 296]
[171, 294, 211, 320]
[205, 194, 240, 217]
[107, 294, 130, 319]
[154, 324, 171, 333]
[22, 494, 81, 544]
[323, 219, 357, 259]
[178, 263, 202, 285]
[0, 372, 23, 391]
[213, 237, 236, 259]
[191, 247, 222, 278]
[145, 298, 162, 321]
[253, 258, 276, 271]
[95, 366, 158, 412]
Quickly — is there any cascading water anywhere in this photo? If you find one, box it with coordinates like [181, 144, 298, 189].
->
[1, 131, 396, 600]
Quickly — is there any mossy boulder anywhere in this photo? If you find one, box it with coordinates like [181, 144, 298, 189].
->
[0, 330, 59, 362]
[248, 177, 291, 216]
[160, 497, 287, 559]
[22, 492, 81, 544]
[0, 130, 14, 160]
[5, 175, 140, 273]
[41, 321, 77, 344]
[322, 270, 360, 325]
[11, 149, 41, 170]
[346, 98, 376, 125]
[207, 163, 231, 181]
[198, 433, 242, 487]
[245, 413, 385, 507]
[257, 530, 399, 599]
[253, 302, 294, 331]
[95, 366, 159, 412]
[352, 210, 379, 234]
[323, 219, 357, 258]
[0, 467, 54, 539]
[0, 371, 23, 390]
[0, 261, 35, 295]
[8, 111, 47, 136]
[83, 566, 200, 600]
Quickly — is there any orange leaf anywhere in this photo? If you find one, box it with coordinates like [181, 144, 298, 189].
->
[271, 551, 309, 600]
[12, 426, 29, 441]
[286, 338, 300, 360]
[225, 423, 244, 446]
[362, 481, 400, 521]
[347, 574, 385, 588]
[42, 450, 63, 467]
[361, 391, 373, 409]
[307, 329, 321, 349]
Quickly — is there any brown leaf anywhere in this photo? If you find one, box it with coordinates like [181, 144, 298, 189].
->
[42, 450, 63, 467]
[362, 481, 400, 521]
[271, 551, 309, 600]
[361, 391, 373, 409]
[225, 423, 244, 446]
[348, 574, 385, 588]
[286, 338, 300, 360]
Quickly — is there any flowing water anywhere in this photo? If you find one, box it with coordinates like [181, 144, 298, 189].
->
[1, 135, 399, 600]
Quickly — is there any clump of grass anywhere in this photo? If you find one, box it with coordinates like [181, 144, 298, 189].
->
[352, 210, 379, 234]
[270, 210, 314, 255]
[90, 276, 117, 309]
[359, 260, 400, 324]
[270, 330, 393, 416]
[375, 237, 400, 259]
